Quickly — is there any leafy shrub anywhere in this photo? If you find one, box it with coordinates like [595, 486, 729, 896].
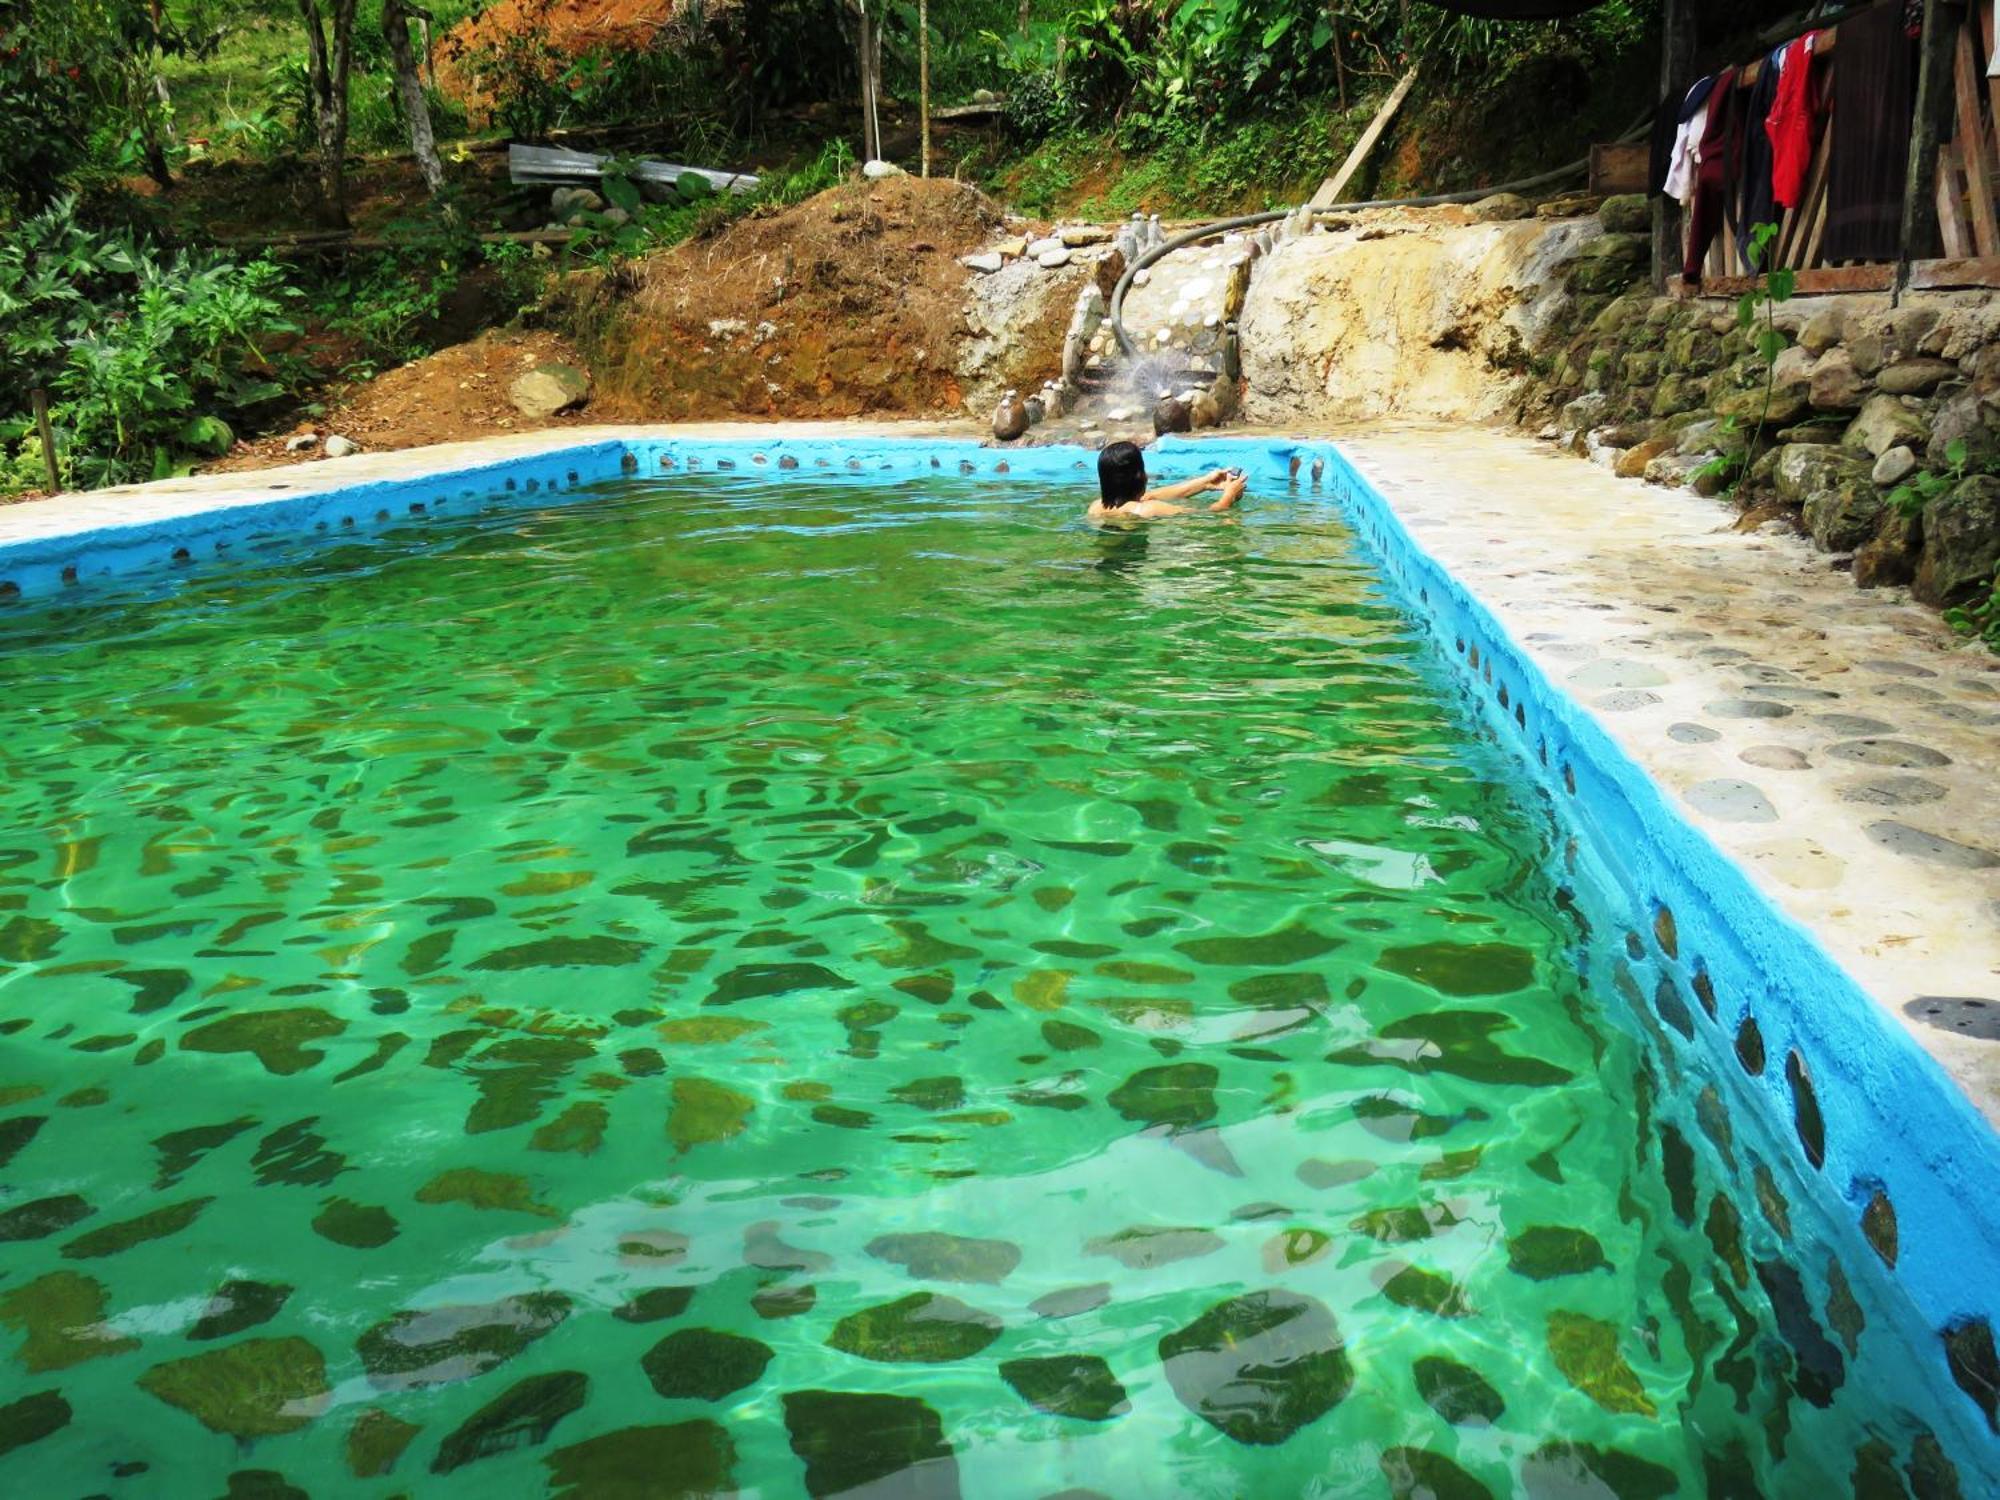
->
[0, 197, 297, 493]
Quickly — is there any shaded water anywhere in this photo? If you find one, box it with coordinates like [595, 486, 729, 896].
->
[0, 472, 1969, 1496]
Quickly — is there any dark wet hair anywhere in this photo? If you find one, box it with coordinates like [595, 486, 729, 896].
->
[1097, 441, 1147, 507]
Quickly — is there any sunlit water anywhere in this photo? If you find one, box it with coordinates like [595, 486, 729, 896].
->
[0, 473, 1968, 1497]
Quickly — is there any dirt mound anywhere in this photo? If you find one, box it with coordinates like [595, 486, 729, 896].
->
[207, 330, 598, 472]
[556, 176, 1009, 421]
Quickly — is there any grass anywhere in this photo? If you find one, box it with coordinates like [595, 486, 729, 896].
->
[161, 15, 305, 156]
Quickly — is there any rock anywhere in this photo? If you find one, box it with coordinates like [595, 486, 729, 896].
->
[1621, 352, 1660, 387]
[1775, 445, 1873, 506]
[1798, 307, 1844, 355]
[1843, 393, 1930, 458]
[1035, 247, 1072, 269]
[283, 432, 319, 454]
[1537, 191, 1601, 219]
[1715, 383, 1808, 428]
[1664, 326, 1724, 373]
[1025, 236, 1064, 259]
[993, 237, 1027, 259]
[1809, 348, 1868, 410]
[1877, 357, 1958, 396]
[1189, 390, 1221, 429]
[323, 435, 359, 458]
[1598, 194, 1649, 234]
[1471, 193, 1531, 222]
[1927, 388, 2000, 466]
[1153, 395, 1191, 436]
[1059, 225, 1111, 247]
[1557, 393, 1611, 444]
[1159, 1291, 1353, 1444]
[508, 363, 590, 420]
[1854, 508, 1921, 589]
[991, 392, 1027, 441]
[1846, 330, 1889, 376]
[1917, 474, 2000, 605]
[1614, 437, 1674, 479]
[1771, 344, 1817, 392]
[1571, 252, 1646, 294]
[1873, 446, 1919, 487]
[550, 187, 602, 217]
[1965, 343, 2000, 395]
[1651, 374, 1703, 418]
[139, 1338, 330, 1438]
[827, 1292, 1001, 1363]
[1775, 421, 1844, 444]
[1804, 472, 1886, 552]
[861, 159, 904, 179]
[1644, 451, 1703, 488]
[600, 206, 629, 227]
[960, 252, 1005, 273]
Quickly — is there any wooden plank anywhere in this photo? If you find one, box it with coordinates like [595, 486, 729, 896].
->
[1588, 142, 1649, 194]
[1735, 24, 1840, 87]
[1953, 18, 2000, 255]
[1679, 263, 1896, 298]
[1982, 0, 2000, 163]
[1937, 140, 1973, 257]
[1909, 253, 2000, 287]
[1310, 67, 1418, 209]
[1800, 176, 1832, 268]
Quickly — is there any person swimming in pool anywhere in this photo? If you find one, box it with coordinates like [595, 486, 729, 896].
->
[1086, 440, 1247, 523]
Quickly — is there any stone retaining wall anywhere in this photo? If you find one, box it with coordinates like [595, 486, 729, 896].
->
[1517, 200, 2000, 618]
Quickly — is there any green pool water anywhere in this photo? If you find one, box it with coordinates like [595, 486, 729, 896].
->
[0, 471, 1962, 1497]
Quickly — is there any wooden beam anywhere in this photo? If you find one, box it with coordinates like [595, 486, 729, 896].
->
[1653, 0, 1698, 293]
[1952, 16, 1999, 254]
[1909, 253, 2000, 287]
[1936, 139, 1973, 257]
[1670, 263, 1895, 298]
[1900, 0, 1963, 278]
[1310, 67, 1418, 210]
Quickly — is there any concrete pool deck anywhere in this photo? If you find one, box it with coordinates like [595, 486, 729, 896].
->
[9, 418, 1999, 1131]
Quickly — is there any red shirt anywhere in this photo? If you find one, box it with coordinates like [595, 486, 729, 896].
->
[1767, 32, 1825, 211]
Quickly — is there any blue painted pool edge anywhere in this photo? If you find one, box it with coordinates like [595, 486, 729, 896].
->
[5, 427, 1998, 1456]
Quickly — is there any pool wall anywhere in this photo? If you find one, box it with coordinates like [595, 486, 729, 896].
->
[8, 429, 1999, 1462]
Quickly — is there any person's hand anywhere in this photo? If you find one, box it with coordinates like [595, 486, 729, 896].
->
[1203, 468, 1231, 489]
[1215, 473, 1248, 510]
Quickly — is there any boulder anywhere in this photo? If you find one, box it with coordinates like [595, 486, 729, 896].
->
[1621, 353, 1661, 387]
[1664, 326, 1724, 373]
[508, 363, 590, 420]
[1926, 388, 2000, 467]
[1854, 508, 1921, 588]
[1916, 474, 2000, 605]
[960, 252, 1005, 273]
[861, 159, 905, 179]
[1471, 193, 1532, 222]
[1808, 348, 1868, 410]
[1872, 446, 1919, 487]
[323, 435, 360, 458]
[1774, 444, 1873, 506]
[1715, 383, 1809, 428]
[1571, 235, 1648, 293]
[1035, 247, 1072, 268]
[1059, 225, 1111, 247]
[1965, 343, 2000, 396]
[1843, 393, 1930, 458]
[1025, 237, 1064, 259]
[1599, 194, 1650, 234]
[1771, 344, 1817, 393]
[1643, 450, 1704, 487]
[1803, 471, 1886, 552]
[1615, 437, 1675, 478]
[1558, 393, 1612, 444]
[1798, 308, 1843, 355]
[1845, 331, 1888, 376]
[1876, 358, 1959, 396]
[1677, 418, 1745, 457]
[1651, 375, 1703, 418]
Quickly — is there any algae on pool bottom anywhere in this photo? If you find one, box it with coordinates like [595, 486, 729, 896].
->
[0, 472, 1976, 1496]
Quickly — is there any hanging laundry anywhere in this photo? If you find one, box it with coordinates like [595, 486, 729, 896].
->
[1660, 75, 1718, 203]
[1767, 31, 1825, 210]
[1825, 2, 1915, 265]
[1735, 46, 1786, 260]
[1683, 66, 1742, 283]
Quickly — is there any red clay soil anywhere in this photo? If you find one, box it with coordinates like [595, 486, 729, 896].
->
[434, 0, 680, 120]
[207, 330, 600, 473]
[555, 174, 1004, 421]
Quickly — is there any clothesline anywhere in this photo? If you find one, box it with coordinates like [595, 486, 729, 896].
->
[1734, 26, 1842, 88]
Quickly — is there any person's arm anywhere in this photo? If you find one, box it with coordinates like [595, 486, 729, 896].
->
[1143, 468, 1229, 504]
[1206, 473, 1248, 512]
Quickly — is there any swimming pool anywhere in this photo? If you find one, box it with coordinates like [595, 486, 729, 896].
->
[0, 441, 1994, 1496]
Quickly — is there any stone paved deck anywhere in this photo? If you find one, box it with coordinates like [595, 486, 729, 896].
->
[1342, 426, 2000, 1127]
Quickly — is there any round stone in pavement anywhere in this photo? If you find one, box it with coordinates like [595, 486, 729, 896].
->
[1921, 702, 2000, 726]
[1740, 746, 1810, 771]
[1696, 647, 1753, 662]
[1685, 780, 1778, 823]
[1871, 682, 1944, 703]
[1569, 661, 1669, 691]
[1861, 658, 1939, 679]
[1810, 714, 1898, 736]
[1706, 699, 1792, 720]
[1595, 690, 1663, 712]
[1825, 739, 1952, 769]
[1904, 997, 2000, 1042]
[1836, 776, 1949, 808]
[1668, 722, 1720, 744]
[1865, 822, 2000, 869]
[1745, 684, 1840, 703]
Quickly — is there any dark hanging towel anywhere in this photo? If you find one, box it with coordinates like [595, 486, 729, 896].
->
[1823, 1, 1916, 264]
[1685, 66, 1743, 282]
[1735, 49, 1786, 261]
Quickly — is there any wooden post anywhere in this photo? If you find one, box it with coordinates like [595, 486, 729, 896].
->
[30, 390, 59, 495]
[1309, 67, 1417, 210]
[1899, 0, 1963, 288]
[919, 0, 930, 178]
[1652, 0, 1697, 293]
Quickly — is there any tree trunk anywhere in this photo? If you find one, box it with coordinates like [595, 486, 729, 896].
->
[383, 0, 445, 197]
[300, 0, 359, 229]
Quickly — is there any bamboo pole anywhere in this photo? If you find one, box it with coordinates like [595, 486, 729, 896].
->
[30, 390, 59, 495]
[1898, 0, 1958, 282]
[919, 0, 931, 178]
